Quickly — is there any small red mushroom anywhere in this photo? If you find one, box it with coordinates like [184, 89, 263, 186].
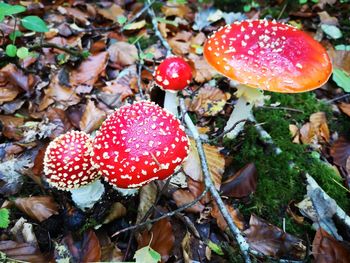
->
[203, 19, 332, 138]
[92, 101, 190, 189]
[154, 57, 192, 116]
[44, 131, 104, 209]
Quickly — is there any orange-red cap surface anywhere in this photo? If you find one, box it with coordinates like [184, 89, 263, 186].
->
[203, 20, 332, 93]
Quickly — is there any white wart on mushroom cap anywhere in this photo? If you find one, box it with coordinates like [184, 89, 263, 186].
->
[204, 19, 332, 93]
[92, 101, 190, 189]
[43, 131, 99, 190]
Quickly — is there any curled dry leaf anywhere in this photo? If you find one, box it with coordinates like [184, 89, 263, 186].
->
[108, 42, 138, 67]
[79, 99, 106, 133]
[244, 214, 306, 260]
[63, 229, 101, 262]
[0, 115, 24, 140]
[328, 46, 350, 74]
[211, 202, 245, 231]
[181, 231, 207, 263]
[161, 3, 192, 18]
[220, 163, 258, 198]
[46, 107, 73, 139]
[57, 6, 90, 26]
[312, 227, 350, 263]
[13, 196, 59, 222]
[338, 102, 350, 118]
[71, 52, 108, 87]
[168, 31, 192, 55]
[0, 71, 21, 104]
[1, 63, 37, 93]
[103, 202, 127, 225]
[300, 112, 330, 145]
[32, 144, 48, 177]
[286, 201, 304, 225]
[172, 178, 206, 213]
[97, 230, 124, 262]
[0, 241, 48, 263]
[96, 4, 124, 22]
[330, 136, 350, 168]
[186, 85, 230, 116]
[136, 182, 157, 224]
[183, 139, 224, 189]
[188, 53, 217, 83]
[137, 218, 175, 263]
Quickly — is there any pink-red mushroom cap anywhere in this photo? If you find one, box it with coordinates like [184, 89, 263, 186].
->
[43, 131, 99, 191]
[203, 19, 332, 93]
[154, 57, 192, 92]
[91, 101, 190, 189]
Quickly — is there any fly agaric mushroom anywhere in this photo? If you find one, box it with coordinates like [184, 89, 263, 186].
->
[91, 101, 190, 190]
[44, 130, 105, 210]
[154, 57, 192, 116]
[204, 19, 332, 138]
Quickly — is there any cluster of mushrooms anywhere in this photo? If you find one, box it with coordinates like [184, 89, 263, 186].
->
[43, 19, 332, 210]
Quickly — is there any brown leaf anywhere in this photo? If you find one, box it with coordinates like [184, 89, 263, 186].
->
[71, 52, 108, 86]
[211, 202, 245, 231]
[57, 6, 90, 26]
[100, 80, 134, 101]
[244, 214, 306, 259]
[0, 115, 24, 140]
[0, 241, 48, 262]
[289, 124, 301, 144]
[137, 182, 157, 224]
[300, 112, 330, 145]
[0, 69, 21, 103]
[108, 42, 138, 67]
[1, 63, 37, 93]
[13, 196, 59, 222]
[40, 73, 80, 110]
[186, 85, 230, 116]
[79, 100, 106, 133]
[312, 228, 350, 263]
[97, 231, 124, 261]
[172, 178, 206, 213]
[103, 202, 127, 225]
[338, 102, 350, 117]
[96, 4, 124, 22]
[183, 139, 224, 189]
[188, 53, 217, 83]
[161, 3, 191, 18]
[330, 137, 350, 168]
[328, 48, 350, 74]
[32, 144, 49, 177]
[46, 108, 73, 139]
[286, 201, 305, 225]
[63, 229, 101, 262]
[168, 31, 192, 55]
[221, 163, 258, 198]
[137, 218, 175, 263]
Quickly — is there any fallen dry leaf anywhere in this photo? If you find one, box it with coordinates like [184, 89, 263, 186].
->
[244, 214, 306, 260]
[312, 228, 350, 263]
[13, 196, 59, 222]
[103, 202, 127, 225]
[186, 84, 230, 116]
[338, 102, 350, 117]
[183, 139, 224, 189]
[300, 112, 330, 145]
[0, 241, 48, 262]
[286, 201, 305, 225]
[1, 63, 37, 93]
[79, 99, 106, 133]
[188, 53, 217, 83]
[161, 3, 192, 18]
[97, 231, 124, 262]
[71, 52, 108, 87]
[136, 182, 157, 224]
[96, 4, 124, 22]
[181, 231, 207, 263]
[108, 42, 138, 67]
[168, 31, 192, 55]
[330, 137, 350, 168]
[0, 115, 24, 140]
[221, 163, 258, 198]
[211, 202, 245, 231]
[328, 47, 350, 74]
[63, 229, 101, 262]
[137, 218, 174, 263]
[57, 6, 90, 26]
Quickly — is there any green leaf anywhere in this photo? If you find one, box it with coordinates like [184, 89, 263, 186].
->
[156, 17, 178, 27]
[321, 24, 342, 39]
[335, 44, 350, 51]
[299, 0, 308, 4]
[333, 68, 350, 92]
[0, 208, 10, 229]
[243, 5, 252, 12]
[0, 3, 26, 16]
[134, 246, 161, 263]
[207, 240, 224, 255]
[5, 44, 17, 57]
[16, 47, 29, 59]
[21, 16, 48, 32]
[9, 30, 23, 41]
[117, 15, 127, 25]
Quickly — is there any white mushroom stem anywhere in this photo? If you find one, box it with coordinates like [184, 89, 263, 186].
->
[70, 179, 105, 210]
[224, 95, 254, 139]
[164, 90, 179, 117]
[112, 186, 139, 196]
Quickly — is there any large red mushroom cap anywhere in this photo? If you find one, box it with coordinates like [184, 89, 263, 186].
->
[154, 57, 192, 92]
[43, 131, 99, 190]
[92, 101, 190, 189]
[203, 20, 332, 93]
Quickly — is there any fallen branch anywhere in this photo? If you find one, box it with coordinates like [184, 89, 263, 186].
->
[29, 42, 85, 58]
[180, 99, 252, 263]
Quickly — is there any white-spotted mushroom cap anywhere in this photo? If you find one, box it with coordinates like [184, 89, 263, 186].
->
[91, 101, 190, 189]
[154, 57, 192, 92]
[204, 19, 332, 93]
[43, 131, 99, 190]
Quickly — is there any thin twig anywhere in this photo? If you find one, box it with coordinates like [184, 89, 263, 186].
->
[136, 42, 145, 99]
[112, 186, 209, 237]
[257, 105, 304, 113]
[209, 119, 249, 142]
[121, 0, 156, 32]
[29, 42, 85, 58]
[180, 99, 252, 263]
[326, 93, 350, 103]
[146, 0, 172, 57]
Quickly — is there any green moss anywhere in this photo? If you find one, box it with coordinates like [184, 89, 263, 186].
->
[225, 92, 350, 235]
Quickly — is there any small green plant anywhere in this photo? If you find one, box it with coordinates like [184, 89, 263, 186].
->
[0, 208, 10, 228]
[299, 0, 318, 4]
[0, 2, 48, 59]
